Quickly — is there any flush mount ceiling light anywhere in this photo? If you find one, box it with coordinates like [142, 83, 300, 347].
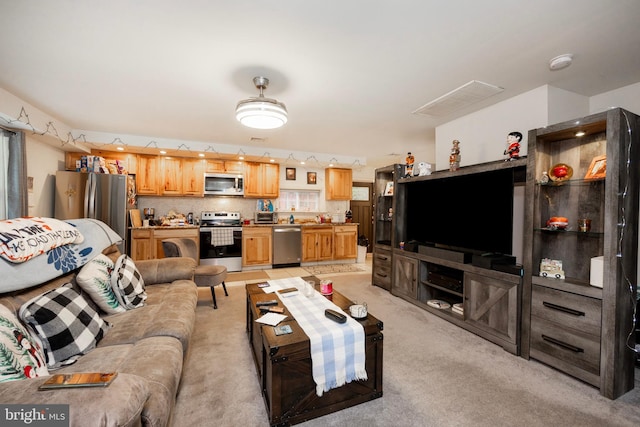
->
[549, 54, 573, 71]
[236, 76, 288, 130]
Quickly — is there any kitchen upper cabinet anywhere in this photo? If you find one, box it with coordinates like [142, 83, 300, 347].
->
[302, 226, 333, 262]
[205, 160, 245, 174]
[161, 157, 204, 196]
[161, 157, 183, 195]
[182, 158, 204, 196]
[242, 226, 272, 267]
[325, 168, 353, 200]
[65, 151, 137, 174]
[333, 225, 358, 260]
[136, 154, 159, 195]
[245, 162, 280, 198]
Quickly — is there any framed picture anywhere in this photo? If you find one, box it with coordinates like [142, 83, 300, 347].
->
[384, 182, 394, 196]
[307, 172, 317, 184]
[585, 155, 606, 179]
[286, 167, 296, 180]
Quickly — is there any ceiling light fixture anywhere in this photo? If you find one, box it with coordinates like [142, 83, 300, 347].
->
[236, 77, 288, 129]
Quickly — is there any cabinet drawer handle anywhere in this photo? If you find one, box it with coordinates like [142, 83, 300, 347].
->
[376, 272, 388, 278]
[379, 256, 388, 261]
[541, 335, 584, 353]
[542, 301, 585, 317]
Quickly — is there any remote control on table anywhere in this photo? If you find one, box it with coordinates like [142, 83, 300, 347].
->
[325, 309, 347, 324]
[256, 300, 278, 307]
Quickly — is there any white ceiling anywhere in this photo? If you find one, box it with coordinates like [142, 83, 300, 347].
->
[2, 0, 640, 170]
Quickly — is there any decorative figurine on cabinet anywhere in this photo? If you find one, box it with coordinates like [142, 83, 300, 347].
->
[504, 131, 522, 161]
[417, 162, 432, 176]
[449, 140, 461, 171]
[404, 152, 415, 177]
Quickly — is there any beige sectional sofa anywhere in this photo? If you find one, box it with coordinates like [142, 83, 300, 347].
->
[0, 243, 198, 427]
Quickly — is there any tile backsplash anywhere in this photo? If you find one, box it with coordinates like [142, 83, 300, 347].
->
[138, 196, 349, 224]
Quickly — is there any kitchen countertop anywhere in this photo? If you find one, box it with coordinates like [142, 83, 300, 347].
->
[130, 225, 200, 230]
[245, 223, 358, 227]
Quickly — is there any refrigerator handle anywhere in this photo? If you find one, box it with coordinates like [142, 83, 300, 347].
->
[87, 173, 96, 218]
[83, 174, 91, 217]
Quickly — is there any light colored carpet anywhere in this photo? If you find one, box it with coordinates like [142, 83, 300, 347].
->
[302, 263, 366, 275]
[171, 272, 640, 427]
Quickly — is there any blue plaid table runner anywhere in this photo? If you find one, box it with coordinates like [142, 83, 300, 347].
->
[266, 277, 367, 396]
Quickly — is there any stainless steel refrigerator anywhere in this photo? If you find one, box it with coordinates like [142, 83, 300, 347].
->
[55, 171, 133, 253]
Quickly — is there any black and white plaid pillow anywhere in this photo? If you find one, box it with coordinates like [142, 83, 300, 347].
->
[18, 283, 110, 369]
[111, 254, 147, 309]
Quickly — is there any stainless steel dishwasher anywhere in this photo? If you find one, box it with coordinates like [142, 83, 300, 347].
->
[272, 225, 302, 267]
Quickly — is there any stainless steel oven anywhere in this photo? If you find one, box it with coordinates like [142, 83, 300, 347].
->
[199, 211, 242, 272]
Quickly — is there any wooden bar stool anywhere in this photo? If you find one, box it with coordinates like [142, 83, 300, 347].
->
[161, 238, 228, 309]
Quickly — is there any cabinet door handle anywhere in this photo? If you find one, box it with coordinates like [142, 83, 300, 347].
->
[376, 272, 388, 278]
[379, 256, 388, 261]
[541, 335, 584, 353]
[542, 301, 585, 317]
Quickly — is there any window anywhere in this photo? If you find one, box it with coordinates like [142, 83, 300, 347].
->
[278, 190, 320, 212]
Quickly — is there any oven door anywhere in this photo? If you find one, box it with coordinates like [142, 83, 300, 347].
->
[199, 226, 243, 272]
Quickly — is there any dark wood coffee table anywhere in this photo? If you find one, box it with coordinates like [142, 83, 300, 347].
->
[246, 277, 383, 426]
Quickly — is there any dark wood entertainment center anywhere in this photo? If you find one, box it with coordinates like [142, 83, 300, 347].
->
[373, 107, 639, 399]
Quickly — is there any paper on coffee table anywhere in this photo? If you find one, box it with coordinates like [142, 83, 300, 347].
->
[256, 312, 287, 326]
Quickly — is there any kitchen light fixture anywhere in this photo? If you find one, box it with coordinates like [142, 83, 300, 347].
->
[236, 77, 288, 129]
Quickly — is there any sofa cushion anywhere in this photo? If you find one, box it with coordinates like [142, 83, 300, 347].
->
[19, 283, 110, 368]
[0, 304, 49, 382]
[76, 254, 126, 314]
[112, 255, 147, 309]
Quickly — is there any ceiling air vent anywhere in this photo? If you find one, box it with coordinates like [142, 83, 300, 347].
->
[413, 80, 504, 117]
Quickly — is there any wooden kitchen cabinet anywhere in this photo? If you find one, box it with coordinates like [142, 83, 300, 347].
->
[136, 154, 160, 195]
[161, 157, 183, 195]
[181, 158, 204, 195]
[302, 226, 334, 262]
[64, 151, 137, 173]
[130, 229, 153, 260]
[325, 167, 353, 200]
[242, 226, 272, 267]
[160, 157, 204, 196]
[244, 162, 280, 198]
[130, 227, 199, 261]
[205, 159, 245, 174]
[333, 225, 358, 260]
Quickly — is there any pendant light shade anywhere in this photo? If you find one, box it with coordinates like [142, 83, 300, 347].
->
[236, 77, 288, 129]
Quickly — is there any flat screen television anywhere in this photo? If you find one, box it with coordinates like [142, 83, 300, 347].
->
[405, 168, 515, 256]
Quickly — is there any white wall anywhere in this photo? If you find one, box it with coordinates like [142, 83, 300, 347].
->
[26, 136, 65, 217]
[589, 81, 640, 116]
[435, 86, 550, 171]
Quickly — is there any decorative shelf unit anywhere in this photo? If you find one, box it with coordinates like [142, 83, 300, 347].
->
[522, 107, 640, 399]
[372, 164, 401, 290]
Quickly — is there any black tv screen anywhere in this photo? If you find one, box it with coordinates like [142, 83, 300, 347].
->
[405, 168, 514, 256]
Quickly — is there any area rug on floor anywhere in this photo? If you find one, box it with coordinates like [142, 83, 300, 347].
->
[302, 264, 365, 275]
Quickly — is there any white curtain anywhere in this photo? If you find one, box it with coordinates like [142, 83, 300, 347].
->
[0, 128, 28, 219]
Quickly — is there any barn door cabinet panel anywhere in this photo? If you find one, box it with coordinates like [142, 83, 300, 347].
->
[522, 107, 640, 399]
[392, 254, 418, 300]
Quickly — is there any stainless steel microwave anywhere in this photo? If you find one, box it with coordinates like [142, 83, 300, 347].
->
[203, 173, 244, 196]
